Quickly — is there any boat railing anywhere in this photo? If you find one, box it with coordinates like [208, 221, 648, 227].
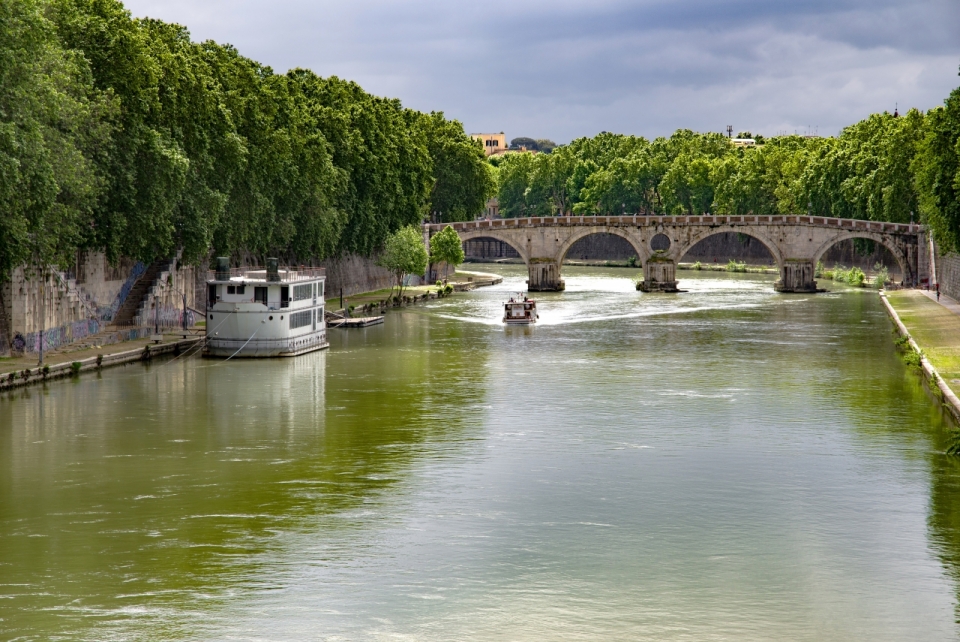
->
[206, 267, 326, 282]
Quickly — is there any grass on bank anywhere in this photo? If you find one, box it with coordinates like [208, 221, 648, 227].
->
[886, 290, 960, 398]
[324, 270, 496, 311]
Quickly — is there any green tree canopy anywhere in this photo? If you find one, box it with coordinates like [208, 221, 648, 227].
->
[429, 225, 465, 269]
[376, 225, 428, 299]
[420, 111, 495, 222]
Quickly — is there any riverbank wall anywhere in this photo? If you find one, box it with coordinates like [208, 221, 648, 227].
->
[3, 248, 455, 358]
[1, 253, 198, 358]
[936, 252, 960, 302]
[0, 337, 202, 394]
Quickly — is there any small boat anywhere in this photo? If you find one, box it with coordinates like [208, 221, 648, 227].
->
[503, 295, 538, 325]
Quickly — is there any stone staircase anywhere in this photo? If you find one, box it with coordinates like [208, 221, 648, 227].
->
[132, 257, 180, 327]
[112, 260, 168, 326]
[51, 270, 96, 322]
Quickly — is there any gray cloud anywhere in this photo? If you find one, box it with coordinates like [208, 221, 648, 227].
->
[123, 0, 960, 142]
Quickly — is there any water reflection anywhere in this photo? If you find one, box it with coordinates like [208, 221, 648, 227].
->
[0, 325, 488, 638]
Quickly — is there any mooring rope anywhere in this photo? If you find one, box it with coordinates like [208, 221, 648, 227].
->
[157, 313, 230, 367]
[215, 324, 261, 365]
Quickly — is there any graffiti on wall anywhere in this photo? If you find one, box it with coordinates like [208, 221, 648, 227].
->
[14, 319, 101, 354]
[135, 305, 196, 328]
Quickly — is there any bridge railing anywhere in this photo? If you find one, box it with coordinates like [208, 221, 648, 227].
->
[426, 215, 920, 235]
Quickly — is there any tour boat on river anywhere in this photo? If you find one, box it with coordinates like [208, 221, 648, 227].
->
[503, 295, 538, 325]
[204, 258, 328, 357]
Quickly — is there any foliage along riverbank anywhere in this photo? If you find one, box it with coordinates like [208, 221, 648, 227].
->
[327, 270, 502, 317]
[1, 0, 495, 281]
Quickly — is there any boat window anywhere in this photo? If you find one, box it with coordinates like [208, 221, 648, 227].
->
[208, 284, 217, 307]
[227, 285, 236, 294]
[290, 309, 312, 329]
[254, 287, 268, 305]
[281, 286, 290, 308]
[236, 285, 245, 295]
[293, 283, 312, 301]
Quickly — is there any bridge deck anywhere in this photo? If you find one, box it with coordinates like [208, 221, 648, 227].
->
[427, 215, 918, 235]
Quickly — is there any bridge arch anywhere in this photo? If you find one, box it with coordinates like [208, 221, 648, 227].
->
[674, 226, 785, 269]
[457, 230, 530, 264]
[555, 226, 649, 265]
[811, 231, 910, 282]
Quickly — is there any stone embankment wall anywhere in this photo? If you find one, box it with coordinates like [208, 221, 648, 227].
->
[0, 252, 198, 357]
[937, 253, 960, 301]
[680, 233, 776, 263]
[133, 258, 198, 329]
[464, 238, 520, 260]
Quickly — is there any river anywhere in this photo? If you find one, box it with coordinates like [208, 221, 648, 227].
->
[2, 265, 960, 640]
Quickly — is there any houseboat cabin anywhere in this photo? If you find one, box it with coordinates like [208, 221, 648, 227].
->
[205, 258, 328, 357]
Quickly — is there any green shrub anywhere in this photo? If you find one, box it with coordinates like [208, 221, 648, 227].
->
[444, 284, 454, 294]
[873, 263, 889, 289]
[726, 260, 747, 273]
[846, 267, 866, 286]
[815, 261, 824, 277]
[902, 348, 922, 368]
[627, 256, 638, 268]
[693, 261, 702, 270]
[70, 362, 82, 375]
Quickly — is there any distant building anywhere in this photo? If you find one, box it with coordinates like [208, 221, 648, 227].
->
[471, 133, 507, 156]
[731, 138, 757, 148]
[481, 197, 500, 219]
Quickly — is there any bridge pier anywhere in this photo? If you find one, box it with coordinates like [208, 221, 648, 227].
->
[527, 260, 565, 292]
[775, 260, 818, 293]
[638, 256, 678, 292]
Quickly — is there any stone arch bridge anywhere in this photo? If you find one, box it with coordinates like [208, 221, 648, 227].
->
[424, 215, 928, 292]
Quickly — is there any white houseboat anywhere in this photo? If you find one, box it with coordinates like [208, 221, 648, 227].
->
[503, 295, 538, 325]
[205, 258, 328, 357]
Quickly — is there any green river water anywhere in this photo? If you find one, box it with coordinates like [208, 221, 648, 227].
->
[3, 264, 960, 640]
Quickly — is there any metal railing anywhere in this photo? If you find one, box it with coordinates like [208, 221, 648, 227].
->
[206, 267, 326, 283]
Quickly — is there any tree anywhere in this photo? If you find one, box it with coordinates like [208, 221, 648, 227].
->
[496, 151, 539, 217]
[914, 80, 960, 250]
[429, 225, 465, 276]
[419, 111, 495, 222]
[510, 137, 538, 150]
[376, 225, 428, 300]
[0, 0, 114, 280]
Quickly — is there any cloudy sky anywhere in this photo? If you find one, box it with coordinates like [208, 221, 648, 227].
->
[123, 0, 959, 143]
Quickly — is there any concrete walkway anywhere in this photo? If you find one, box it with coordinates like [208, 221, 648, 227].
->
[919, 289, 960, 317]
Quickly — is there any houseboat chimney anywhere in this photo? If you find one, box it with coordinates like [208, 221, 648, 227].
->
[215, 257, 230, 281]
[266, 257, 280, 282]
